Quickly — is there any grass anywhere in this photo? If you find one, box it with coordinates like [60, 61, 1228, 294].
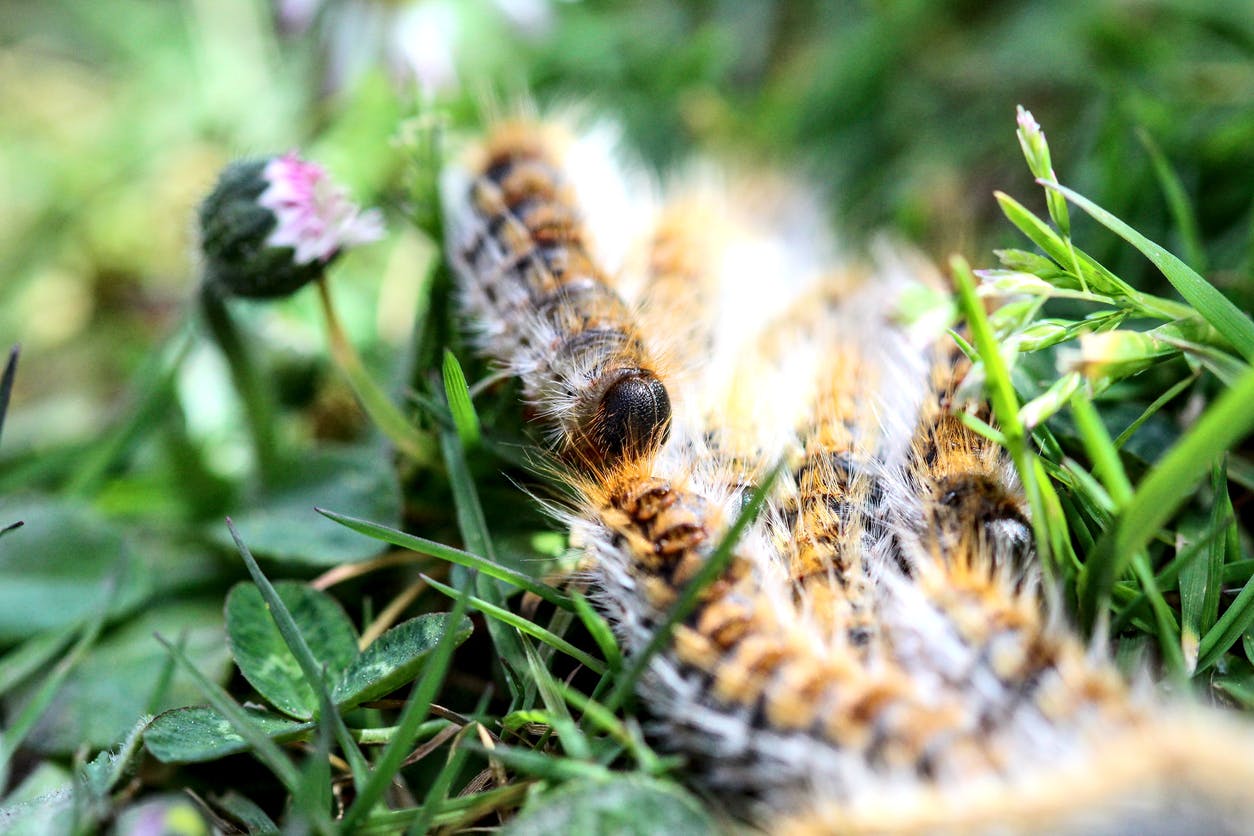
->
[0, 1, 1251, 832]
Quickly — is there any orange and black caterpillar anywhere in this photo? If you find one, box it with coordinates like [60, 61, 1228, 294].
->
[442, 120, 670, 468]
[442, 114, 1254, 833]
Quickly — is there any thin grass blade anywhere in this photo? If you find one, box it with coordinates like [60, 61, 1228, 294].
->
[442, 350, 481, 449]
[1135, 128, 1207, 273]
[152, 634, 302, 794]
[339, 581, 472, 832]
[0, 345, 17, 445]
[225, 519, 371, 790]
[422, 574, 606, 675]
[316, 508, 573, 611]
[1080, 366, 1254, 626]
[605, 462, 781, 712]
[1041, 180, 1254, 361]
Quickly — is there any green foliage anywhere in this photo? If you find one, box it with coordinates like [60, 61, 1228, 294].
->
[0, 499, 143, 639]
[218, 445, 403, 566]
[145, 706, 315, 764]
[961, 107, 1253, 686]
[12, 601, 228, 755]
[225, 581, 360, 719]
[501, 775, 715, 836]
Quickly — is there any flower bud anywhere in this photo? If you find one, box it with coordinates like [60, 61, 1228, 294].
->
[1015, 319, 1074, 352]
[199, 152, 383, 299]
[1061, 330, 1174, 381]
[976, 270, 1056, 298]
[114, 796, 210, 836]
[1019, 371, 1082, 428]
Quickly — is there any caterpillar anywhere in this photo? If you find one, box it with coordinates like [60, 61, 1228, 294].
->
[441, 119, 670, 468]
[442, 114, 1254, 833]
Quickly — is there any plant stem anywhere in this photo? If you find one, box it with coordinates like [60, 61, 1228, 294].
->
[199, 282, 280, 487]
[316, 279, 435, 467]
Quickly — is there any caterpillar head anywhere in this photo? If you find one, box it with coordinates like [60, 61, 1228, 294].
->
[571, 368, 671, 467]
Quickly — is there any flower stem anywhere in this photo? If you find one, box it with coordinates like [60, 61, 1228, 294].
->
[199, 281, 281, 487]
[316, 279, 435, 467]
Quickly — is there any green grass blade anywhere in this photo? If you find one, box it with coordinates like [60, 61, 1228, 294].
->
[437, 415, 494, 563]
[357, 785, 531, 836]
[1069, 392, 1132, 504]
[339, 581, 472, 832]
[442, 350, 481, 449]
[438, 420, 527, 702]
[1079, 365, 1254, 626]
[458, 740, 613, 783]
[957, 411, 1007, 446]
[1225, 561, 1254, 585]
[226, 519, 371, 791]
[0, 345, 17, 446]
[291, 706, 334, 836]
[0, 623, 78, 697]
[1196, 576, 1254, 673]
[212, 792, 280, 834]
[317, 280, 436, 467]
[1070, 392, 1184, 677]
[556, 679, 661, 773]
[1201, 464, 1229, 631]
[1179, 467, 1232, 675]
[422, 574, 606, 675]
[1128, 556, 1185, 679]
[1060, 459, 1114, 516]
[521, 642, 592, 761]
[0, 596, 109, 788]
[1113, 371, 1197, 448]
[1041, 180, 1254, 361]
[144, 630, 184, 715]
[570, 589, 622, 674]
[315, 507, 573, 611]
[992, 193, 1134, 301]
[1230, 457, 1254, 492]
[1151, 330, 1250, 387]
[994, 191, 1194, 321]
[953, 256, 1023, 454]
[953, 257, 1068, 573]
[66, 320, 196, 496]
[1111, 518, 1233, 633]
[152, 634, 303, 794]
[1136, 128, 1207, 273]
[405, 723, 475, 836]
[994, 192, 1072, 273]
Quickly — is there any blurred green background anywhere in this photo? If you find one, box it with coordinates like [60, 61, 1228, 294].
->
[2, 0, 1250, 461]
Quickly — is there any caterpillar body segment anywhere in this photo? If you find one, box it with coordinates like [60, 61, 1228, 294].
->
[443, 119, 671, 467]
[784, 353, 887, 652]
[444, 114, 1254, 833]
[778, 711, 1254, 835]
[571, 457, 961, 805]
[896, 343, 1031, 571]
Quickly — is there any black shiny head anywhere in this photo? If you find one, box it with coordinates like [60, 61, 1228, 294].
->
[590, 370, 671, 463]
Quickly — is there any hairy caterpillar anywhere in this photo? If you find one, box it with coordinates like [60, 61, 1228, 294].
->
[442, 115, 1254, 832]
[441, 119, 670, 467]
